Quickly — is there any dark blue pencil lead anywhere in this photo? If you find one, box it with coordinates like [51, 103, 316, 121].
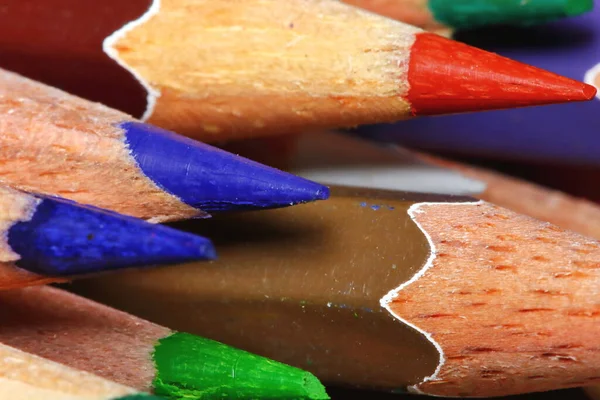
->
[122, 122, 330, 212]
[7, 196, 216, 276]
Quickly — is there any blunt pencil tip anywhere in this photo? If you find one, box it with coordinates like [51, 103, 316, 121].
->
[152, 332, 330, 400]
[566, 0, 595, 15]
[7, 196, 216, 276]
[582, 82, 598, 100]
[122, 122, 329, 212]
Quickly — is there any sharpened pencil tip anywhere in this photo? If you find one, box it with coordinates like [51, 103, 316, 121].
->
[121, 122, 330, 212]
[407, 33, 596, 116]
[152, 332, 330, 400]
[7, 196, 216, 276]
[429, 0, 594, 29]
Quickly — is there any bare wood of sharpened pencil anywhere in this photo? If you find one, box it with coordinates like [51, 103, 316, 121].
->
[107, 0, 593, 139]
[0, 285, 169, 391]
[114, 0, 414, 138]
[0, 69, 198, 221]
[0, 0, 593, 141]
[420, 154, 600, 241]
[419, 158, 600, 398]
[398, 200, 600, 396]
[0, 344, 139, 400]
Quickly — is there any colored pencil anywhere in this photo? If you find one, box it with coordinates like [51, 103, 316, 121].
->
[0, 1, 595, 141]
[250, 130, 600, 240]
[358, 8, 600, 165]
[0, 184, 214, 290]
[222, 130, 600, 240]
[0, 285, 329, 400]
[0, 343, 164, 400]
[0, 68, 328, 222]
[419, 154, 600, 241]
[70, 184, 600, 397]
[233, 132, 600, 400]
[343, 0, 593, 32]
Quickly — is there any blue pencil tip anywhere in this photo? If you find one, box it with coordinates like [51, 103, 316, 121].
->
[121, 122, 330, 212]
[7, 197, 216, 276]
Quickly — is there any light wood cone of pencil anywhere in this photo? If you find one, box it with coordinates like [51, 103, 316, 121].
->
[0, 0, 595, 141]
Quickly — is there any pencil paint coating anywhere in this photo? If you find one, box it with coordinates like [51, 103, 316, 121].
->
[407, 33, 596, 115]
[152, 333, 329, 400]
[429, 0, 593, 29]
[116, 395, 166, 399]
[122, 122, 329, 211]
[7, 197, 216, 276]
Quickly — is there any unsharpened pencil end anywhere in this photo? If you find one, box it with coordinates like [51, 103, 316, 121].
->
[152, 332, 330, 400]
[122, 122, 330, 212]
[407, 33, 596, 116]
[429, 0, 594, 29]
[7, 196, 216, 276]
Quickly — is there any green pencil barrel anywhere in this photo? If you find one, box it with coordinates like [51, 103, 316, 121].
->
[152, 333, 329, 400]
[429, 0, 594, 29]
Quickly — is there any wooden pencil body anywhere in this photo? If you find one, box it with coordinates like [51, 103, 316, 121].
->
[0, 344, 137, 400]
[0, 286, 169, 391]
[419, 155, 600, 241]
[0, 68, 198, 221]
[0, 0, 412, 140]
[71, 187, 600, 397]
[0, 0, 592, 141]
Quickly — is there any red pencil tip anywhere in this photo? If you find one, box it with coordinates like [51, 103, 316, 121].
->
[406, 33, 595, 116]
[583, 83, 598, 100]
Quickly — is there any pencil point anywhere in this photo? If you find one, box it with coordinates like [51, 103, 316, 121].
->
[7, 196, 216, 276]
[429, 0, 594, 29]
[152, 332, 330, 400]
[407, 33, 595, 116]
[121, 122, 330, 212]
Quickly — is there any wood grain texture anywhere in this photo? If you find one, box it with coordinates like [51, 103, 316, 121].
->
[111, 0, 593, 138]
[421, 155, 600, 241]
[0, 68, 198, 221]
[109, 0, 414, 140]
[0, 344, 136, 400]
[393, 201, 600, 396]
[0, 286, 170, 391]
[0, 0, 592, 141]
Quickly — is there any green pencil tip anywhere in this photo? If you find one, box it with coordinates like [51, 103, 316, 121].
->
[152, 332, 330, 400]
[429, 0, 594, 29]
[565, 0, 594, 15]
